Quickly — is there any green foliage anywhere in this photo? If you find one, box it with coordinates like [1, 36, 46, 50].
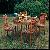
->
[14, 0, 49, 17]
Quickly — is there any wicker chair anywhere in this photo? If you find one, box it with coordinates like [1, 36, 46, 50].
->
[20, 18, 38, 47]
[37, 13, 47, 35]
[3, 22, 14, 36]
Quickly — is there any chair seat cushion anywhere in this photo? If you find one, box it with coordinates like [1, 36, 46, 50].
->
[21, 29, 37, 34]
[4, 27, 13, 31]
[37, 22, 45, 27]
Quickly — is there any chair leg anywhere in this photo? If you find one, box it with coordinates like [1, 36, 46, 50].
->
[7, 31, 8, 36]
[30, 33, 32, 47]
[44, 30, 45, 35]
[44, 27, 45, 35]
[37, 26, 40, 34]
[4, 30, 6, 36]
[20, 32, 23, 47]
[21, 24, 22, 31]
[14, 26, 16, 34]
[26, 33, 28, 43]
[26, 24, 27, 30]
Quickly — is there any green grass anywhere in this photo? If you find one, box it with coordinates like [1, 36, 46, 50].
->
[0, 17, 49, 49]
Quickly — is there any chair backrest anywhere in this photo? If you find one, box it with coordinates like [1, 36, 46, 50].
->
[31, 18, 36, 25]
[3, 23, 9, 28]
[3, 22, 13, 31]
[2, 15, 8, 24]
[2, 15, 8, 20]
[39, 14, 46, 24]
[13, 17, 18, 24]
[28, 18, 36, 31]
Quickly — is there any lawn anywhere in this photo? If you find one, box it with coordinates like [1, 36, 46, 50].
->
[0, 17, 49, 49]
